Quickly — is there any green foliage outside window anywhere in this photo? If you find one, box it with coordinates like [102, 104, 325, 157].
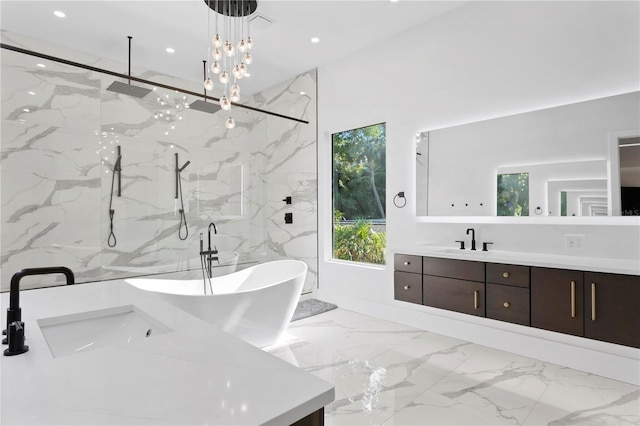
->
[497, 173, 529, 216]
[332, 123, 386, 265]
[333, 210, 386, 264]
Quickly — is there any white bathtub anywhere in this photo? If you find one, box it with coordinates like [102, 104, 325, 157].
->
[125, 259, 307, 348]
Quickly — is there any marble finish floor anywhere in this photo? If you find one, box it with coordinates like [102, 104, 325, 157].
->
[265, 308, 639, 425]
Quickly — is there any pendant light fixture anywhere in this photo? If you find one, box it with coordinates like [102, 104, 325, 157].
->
[204, 0, 257, 129]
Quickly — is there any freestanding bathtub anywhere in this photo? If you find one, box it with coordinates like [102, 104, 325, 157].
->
[125, 259, 307, 348]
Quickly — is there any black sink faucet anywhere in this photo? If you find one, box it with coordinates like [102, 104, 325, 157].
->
[466, 228, 476, 251]
[4, 266, 74, 356]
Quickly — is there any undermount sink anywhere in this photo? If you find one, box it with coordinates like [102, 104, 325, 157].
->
[437, 248, 492, 255]
[38, 305, 171, 358]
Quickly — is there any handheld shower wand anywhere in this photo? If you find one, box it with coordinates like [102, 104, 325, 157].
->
[175, 153, 190, 240]
[107, 147, 123, 247]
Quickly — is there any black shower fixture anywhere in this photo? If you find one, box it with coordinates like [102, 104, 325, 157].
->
[106, 36, 152, 99]
[189, 60, 222, 114]
[175, 153, 191, 199]
[114, 145, 122, 197]
[175, 153, 190, 240]
[107, 147, 123, 247]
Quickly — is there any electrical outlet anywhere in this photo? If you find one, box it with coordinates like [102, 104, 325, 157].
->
[565, 234, 585, 250]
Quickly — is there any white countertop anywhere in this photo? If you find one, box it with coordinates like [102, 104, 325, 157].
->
[0, 281, 334, 425]
[395, 246, 640, 276]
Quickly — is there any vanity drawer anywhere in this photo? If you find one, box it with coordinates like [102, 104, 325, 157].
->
[486, 263, 530, 288]
[423, 276, 485, 317]
[423, 257, 484, 282]
[394, 271, 422, 304]
[486, 283, 530, 326]
[394, 254, 422, 274]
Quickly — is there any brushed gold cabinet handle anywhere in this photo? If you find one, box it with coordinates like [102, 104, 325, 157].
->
[570, 280, 576, 318]
[591, 283, 596, 321]
[404, 285, 410, 291]
[502, 272, 510, 278]
[404, 261, 410, 266]
[474, 291, 479, 309]
[503, 301, 510, 308]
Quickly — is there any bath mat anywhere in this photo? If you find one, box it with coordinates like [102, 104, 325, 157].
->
[291, 299, 337, 321]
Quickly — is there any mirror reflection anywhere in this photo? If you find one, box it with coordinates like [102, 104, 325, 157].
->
[416, 91, 640, 217]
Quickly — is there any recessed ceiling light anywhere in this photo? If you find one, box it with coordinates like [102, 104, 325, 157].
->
[53, 10, 66, 18]
[300, 91, 306, 95]
[23, 108, 30, 112]
[390, 0, 399, 3]
[310, 37, 320, 43]
[36, 63, 46, 68]
[27, 91, 36, 95]
[166, 47, 175, 54]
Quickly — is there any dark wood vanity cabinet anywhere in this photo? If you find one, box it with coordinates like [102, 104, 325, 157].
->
[531, 268, 640, 348]
[531, 267, 585, 337]
[422, 257, 485, 317]
[584, 272, 640, 348]
[394, 254, 639, 349]
[486, 263, 530, 326]
[394, 254, 422, 305]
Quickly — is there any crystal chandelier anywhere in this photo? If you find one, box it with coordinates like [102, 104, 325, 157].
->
[204, 0, 257, 129]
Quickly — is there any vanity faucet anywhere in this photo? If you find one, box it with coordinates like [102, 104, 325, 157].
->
[466, 228, 476, 251]
[4, 266, 75, 356]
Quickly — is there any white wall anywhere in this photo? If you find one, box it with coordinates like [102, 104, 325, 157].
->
[316, 1, 640, 383]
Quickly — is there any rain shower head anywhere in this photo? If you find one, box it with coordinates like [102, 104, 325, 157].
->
[107, 80, 152, 99]
[106, 36, 152, 99]
[188, 99, 221, 114]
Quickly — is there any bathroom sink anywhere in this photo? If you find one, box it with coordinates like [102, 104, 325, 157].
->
[437, 248, 492, 255]
[38, 305, 171, 358]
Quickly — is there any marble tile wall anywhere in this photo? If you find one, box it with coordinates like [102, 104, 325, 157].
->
[0, 31, 317, 292]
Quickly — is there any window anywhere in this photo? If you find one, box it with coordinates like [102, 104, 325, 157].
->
[497, 172, 529, 216]
[332, 123, 386, 264]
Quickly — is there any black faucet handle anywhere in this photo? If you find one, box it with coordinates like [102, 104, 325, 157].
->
[455, 240, 466, 250]
[482, 242, 493, 252]
[4, 321, 28, 356]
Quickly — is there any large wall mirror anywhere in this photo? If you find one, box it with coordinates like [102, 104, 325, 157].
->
[416, 91, 640, 218]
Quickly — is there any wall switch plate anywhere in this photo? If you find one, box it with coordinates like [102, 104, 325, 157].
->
[565, 234, 585, 250]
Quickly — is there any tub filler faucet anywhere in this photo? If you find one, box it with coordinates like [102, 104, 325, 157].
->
[200, 223, 219, 279]
[3, 266, 75, 356]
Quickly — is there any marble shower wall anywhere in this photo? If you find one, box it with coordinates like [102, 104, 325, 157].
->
[0, 32, 317, 292]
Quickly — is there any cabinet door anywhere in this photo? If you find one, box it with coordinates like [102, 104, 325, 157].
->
[531, 267, 584, 337]
[584, 272, 640, 348]
[423, 276, 485, 317]
[394, 272, 422, 305]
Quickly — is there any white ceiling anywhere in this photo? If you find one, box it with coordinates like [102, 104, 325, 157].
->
[0, 0, 466, 95]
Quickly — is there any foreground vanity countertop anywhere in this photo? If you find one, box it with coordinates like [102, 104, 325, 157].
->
[0, 281, 334, 425]
[397, 246, 640, 276]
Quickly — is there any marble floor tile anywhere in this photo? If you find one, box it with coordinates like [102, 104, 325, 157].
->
[325, 360, 431, 426]
[522, 367, 640, 425]
[428, 346, 562, 424]
[287, 309, 423, 361]
[268, 308, 640, 426]
[369, 331, 485, 389]
[382, 389, 515, 425]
